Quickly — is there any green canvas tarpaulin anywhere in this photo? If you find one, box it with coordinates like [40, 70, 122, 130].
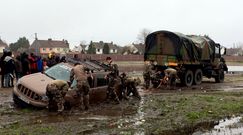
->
[144, 30, 217, 62]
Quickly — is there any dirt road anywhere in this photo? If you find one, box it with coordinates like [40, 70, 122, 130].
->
[1, 74, 243, 135]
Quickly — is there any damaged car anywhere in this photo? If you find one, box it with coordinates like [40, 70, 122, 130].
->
[13, 60, 111, 108]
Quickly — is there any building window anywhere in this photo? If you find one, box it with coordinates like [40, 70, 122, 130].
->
[97, 49, 100, 52]
[113, 49, 115, 52]
[50, 48, 52, 51]
[43, 48, 46, 51]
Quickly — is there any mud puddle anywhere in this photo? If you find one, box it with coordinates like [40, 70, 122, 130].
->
[223, 85, 243, 91]
[193, 116, 243, 135]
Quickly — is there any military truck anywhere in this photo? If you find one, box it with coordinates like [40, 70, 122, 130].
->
[144, 30, 227, 87]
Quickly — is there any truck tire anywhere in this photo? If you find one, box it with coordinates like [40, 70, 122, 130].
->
[215, 69, 224, 83]
[194, 69, 203, 85]
[183, 70, 194, 87]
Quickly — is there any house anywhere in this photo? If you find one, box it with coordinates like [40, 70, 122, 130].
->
[72, 44, 87, 53]
[122, 43, 145, 55]
[88, 41, 119, 54]
[226, 47, 242, 56]
[30, 38, 69, 55]
[133, 43, 145, 55]
[92, 41, 104, 54]
[0, 39, 8, 53]
[108, 43, 119, 54]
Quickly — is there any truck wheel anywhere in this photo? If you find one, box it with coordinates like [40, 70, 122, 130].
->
[184, 70, 193, 87]
[215, 69, 224, 83]
[194, 69, 203, 85]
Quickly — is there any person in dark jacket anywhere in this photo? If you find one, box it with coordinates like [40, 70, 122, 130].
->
[60, 56, 66, 63]
[3, 51, 15, 87]
[15, 55, 23, 81]
[29, 53, 37, 73]
[47, 53, 57, 67]
[21, 53, 30, 76]
[0, 50, 8, 87]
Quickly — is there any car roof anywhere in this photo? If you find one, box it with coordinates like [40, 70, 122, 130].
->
[66, 58, 108, 71]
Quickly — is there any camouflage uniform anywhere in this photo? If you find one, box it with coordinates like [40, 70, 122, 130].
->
[143, 62, 153, 89]
[46, 80, 69, 112]
[106, 63, 120, 104]
[119, 73, 129, 100]
[164, 68, 177, 89]
[70, 64, 90, 110]
[123, 75, 141, 100]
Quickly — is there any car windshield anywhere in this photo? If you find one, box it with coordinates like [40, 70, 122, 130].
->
[44, 64, 72, 82]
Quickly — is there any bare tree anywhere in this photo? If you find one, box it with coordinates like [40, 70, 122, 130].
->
[137, 28, 151, 44]
[80, 40, 86, 46]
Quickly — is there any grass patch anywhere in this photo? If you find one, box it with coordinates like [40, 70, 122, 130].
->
[142, 92, 243, 133]
[0, 122, 55, 135]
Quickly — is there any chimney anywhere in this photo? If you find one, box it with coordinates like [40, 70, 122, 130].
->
[35, 33, 38, 40]
[48, 38, 52, 41]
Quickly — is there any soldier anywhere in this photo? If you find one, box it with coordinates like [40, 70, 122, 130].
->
[143, 61, 153, 89]
[46, 80, 69, 112]
[120, 73, 141, 100]
[119, 73, 129, 100]
[70, 63, 90, 110]
[105, 57, 120, 104]
[158, 67, 177, 90]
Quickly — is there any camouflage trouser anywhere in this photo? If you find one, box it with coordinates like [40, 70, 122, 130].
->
[166, 74, 176, 90]
[106, 77, 120, 103]
[143, 73, 150, 89]
[77, 81, 90, 110]
[46, 90, 65, 112]
[126, 81, 141, 100]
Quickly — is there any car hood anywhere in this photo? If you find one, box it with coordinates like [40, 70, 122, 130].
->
[18, 73, 53, 95]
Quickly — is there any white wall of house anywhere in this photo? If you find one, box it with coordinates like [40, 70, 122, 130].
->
[40, 47, 69, 54]
[96, 48, 103, 54]
[109, 49, 117, 53]
[72, 46, 82, 52]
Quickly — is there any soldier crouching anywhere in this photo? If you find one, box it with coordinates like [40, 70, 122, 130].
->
[106, 76, 121, 104]
[120, 73, 141, 100]
[157, 67, 177, 90]
[46, 80, 69, 112]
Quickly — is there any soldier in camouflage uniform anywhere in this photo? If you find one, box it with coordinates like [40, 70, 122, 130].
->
[158, 67, 177, 90]
[143, 61, 153, 89]
[46, 80, 69, 112]
[105, 57, 120, 104]
[70, 63, 90, 110]
[120, 73, 141, 100]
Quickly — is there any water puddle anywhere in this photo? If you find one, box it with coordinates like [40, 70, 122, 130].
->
[223, 85, 243, 91]
[193, 116, 243, 135]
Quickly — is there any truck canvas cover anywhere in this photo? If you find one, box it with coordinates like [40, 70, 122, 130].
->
[144, 30, 217, 63]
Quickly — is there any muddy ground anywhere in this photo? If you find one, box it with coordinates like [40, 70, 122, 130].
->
[1, 73, 243, 135]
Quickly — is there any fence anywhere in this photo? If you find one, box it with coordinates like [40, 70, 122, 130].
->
[66, 53, 144, 61]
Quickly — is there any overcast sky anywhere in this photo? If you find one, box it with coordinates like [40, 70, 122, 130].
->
[0, 0, 242, 48]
